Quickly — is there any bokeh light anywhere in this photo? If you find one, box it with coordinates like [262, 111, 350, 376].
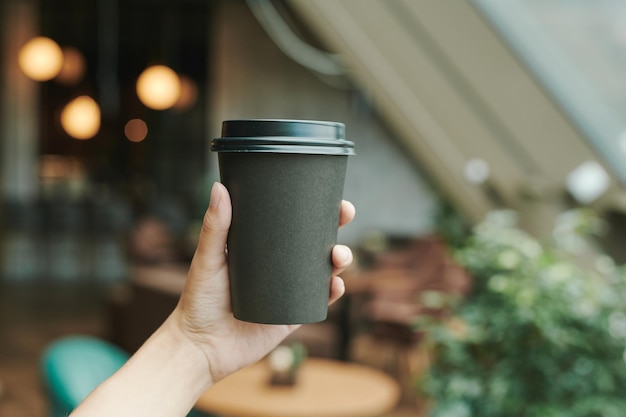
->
[124, 118, 148, 142]
[566, 160, 610, 204]
[136, 65, 181, 110]
[173, 75, 198, 110]
[60, 96, 101, 140]
[464, 158, 490, 185]
[18, 36, 64, 81]
[55, 47, 86, 85]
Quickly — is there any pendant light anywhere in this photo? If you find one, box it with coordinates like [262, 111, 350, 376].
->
[18, 36, 63, 81]
[136, 65, 181, 110]
[60, 96, 101, 140]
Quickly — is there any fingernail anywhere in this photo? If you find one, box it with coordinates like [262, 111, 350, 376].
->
[339, 246, 350, 262]
[209, 182, 222, 208]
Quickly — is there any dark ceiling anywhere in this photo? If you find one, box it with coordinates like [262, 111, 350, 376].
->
[38, 0, 211, 82]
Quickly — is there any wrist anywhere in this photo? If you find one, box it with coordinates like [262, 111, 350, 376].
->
[162, 308, 215, 390]
[70, 306, 215, 417]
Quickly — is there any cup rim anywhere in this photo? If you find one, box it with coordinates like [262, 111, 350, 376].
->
[210, 136, 355, 155]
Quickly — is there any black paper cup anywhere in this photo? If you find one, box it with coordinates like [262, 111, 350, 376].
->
[210, 119, 355, 324]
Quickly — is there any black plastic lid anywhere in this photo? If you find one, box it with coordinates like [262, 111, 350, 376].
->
[222, 119, 344, 139]
[211, 119, 355, 156]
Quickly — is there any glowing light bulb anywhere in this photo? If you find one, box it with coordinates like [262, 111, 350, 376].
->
[136, 65, 181, 110]
[60, 96, 101, 140]
[18, 36, 64, 81]
[124, 119, 148, 142]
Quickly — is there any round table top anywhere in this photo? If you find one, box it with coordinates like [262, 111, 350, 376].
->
[196, 358, 400, 417]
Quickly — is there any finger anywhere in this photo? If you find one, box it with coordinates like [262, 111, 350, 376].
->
[339, 200, 355, 229]
[329, 276, 345, 305]
[332, 244, 353, 276]
[190, 182, 232, 275]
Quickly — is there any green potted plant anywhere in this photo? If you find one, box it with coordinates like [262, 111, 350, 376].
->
[419, 210, 626, 417]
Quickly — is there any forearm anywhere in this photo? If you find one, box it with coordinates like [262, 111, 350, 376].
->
[70, 309, 213, 417]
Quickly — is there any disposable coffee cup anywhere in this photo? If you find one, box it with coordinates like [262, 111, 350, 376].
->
[210, 119, 355, 324]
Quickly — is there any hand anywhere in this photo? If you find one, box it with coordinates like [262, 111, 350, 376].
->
[173, 182, 355, 384]
[69, 182, 354, 417]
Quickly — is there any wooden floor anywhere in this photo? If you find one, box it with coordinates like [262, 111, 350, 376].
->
[0, 284, 109, 417]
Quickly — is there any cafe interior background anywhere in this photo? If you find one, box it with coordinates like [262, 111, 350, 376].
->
[4, 0, 626, 416]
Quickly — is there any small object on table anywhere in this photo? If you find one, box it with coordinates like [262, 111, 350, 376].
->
[268, 345, 295, 386]
[268, 343, 307, 386]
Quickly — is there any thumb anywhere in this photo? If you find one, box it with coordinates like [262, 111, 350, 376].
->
[191, 182, 232, 275]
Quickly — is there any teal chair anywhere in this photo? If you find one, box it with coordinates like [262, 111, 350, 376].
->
[41, 335, 130, 417]
[41, 335, 214, 417]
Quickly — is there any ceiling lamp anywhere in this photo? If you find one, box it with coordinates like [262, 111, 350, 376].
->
[136, 65, 181, 110]
[60, 96, 101, 140]
[18, 36, 64, 81]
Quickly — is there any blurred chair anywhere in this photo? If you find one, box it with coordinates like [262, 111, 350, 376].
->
[346, 235, 471, 410]
[41, 335, 130, 417]
[41, 335, 213, 417]
[108, 281, 180, 353]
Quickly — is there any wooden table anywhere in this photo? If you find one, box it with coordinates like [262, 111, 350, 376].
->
[196, 358, 400, 417]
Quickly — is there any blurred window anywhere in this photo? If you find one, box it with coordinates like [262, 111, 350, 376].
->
[474, 0, 626, 184]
